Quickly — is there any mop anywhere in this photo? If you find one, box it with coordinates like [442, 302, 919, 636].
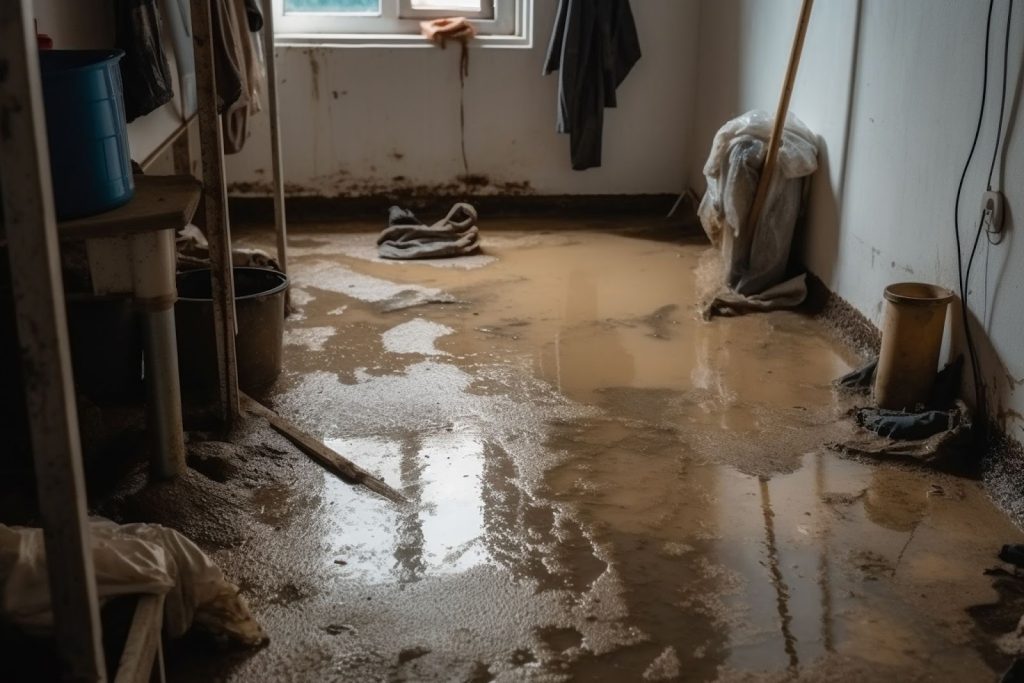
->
[696, 0, 817, 317]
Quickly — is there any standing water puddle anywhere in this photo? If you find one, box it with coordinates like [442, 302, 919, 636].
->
[191, 224, 1024, 682]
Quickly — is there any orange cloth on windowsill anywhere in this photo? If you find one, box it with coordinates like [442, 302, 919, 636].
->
[420, 17, 476, 47]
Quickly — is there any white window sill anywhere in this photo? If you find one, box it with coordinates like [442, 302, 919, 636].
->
[273, 32, 532, 48]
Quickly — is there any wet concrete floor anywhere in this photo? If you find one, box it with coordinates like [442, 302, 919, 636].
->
[176, 218, 1024, 681]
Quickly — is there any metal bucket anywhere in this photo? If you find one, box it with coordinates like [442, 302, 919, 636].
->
[175, 268, 288, 395]
[874, 282, 955, 410]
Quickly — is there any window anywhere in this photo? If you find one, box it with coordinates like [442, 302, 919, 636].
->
[273, 0, 532, 47]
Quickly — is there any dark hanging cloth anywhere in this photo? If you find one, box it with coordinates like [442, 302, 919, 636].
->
[115, 0, 175, 122]
[243, 0, 264, 32]
[211, 0, 247, 114]
[543, 0, 641, 170]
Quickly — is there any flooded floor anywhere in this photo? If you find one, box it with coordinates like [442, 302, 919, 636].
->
[175, 218, 1024, 681]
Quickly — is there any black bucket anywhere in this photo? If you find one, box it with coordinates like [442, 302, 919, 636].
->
[175, 268, 288, 395]
[66, 294, 143, 401]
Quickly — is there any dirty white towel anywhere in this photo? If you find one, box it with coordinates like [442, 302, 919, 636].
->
[0, 518, 266, 645]
[698, 110, 818, 317]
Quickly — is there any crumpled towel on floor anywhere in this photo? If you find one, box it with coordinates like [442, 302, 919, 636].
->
[378, 203, 481, 260]
[0, 518, 266, 646]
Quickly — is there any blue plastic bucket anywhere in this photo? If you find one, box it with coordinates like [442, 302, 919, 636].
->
[39, 50, 134, 220]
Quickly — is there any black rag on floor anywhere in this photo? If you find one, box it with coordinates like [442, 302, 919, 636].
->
[855, 408, 956, 441]
[543, 0, 641, 171]
[1000, 544, 1024, 568]
[115, 0, 175, 122]
[837, 355, 966, 442]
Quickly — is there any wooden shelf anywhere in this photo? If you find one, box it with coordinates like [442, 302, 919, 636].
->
[58, 174, 201, 241]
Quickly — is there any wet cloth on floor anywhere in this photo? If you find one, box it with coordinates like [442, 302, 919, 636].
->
[828, 401, 972, 472]
[378, 203, 481, 260]
[703, 273, 808, 318]
[856, 407, 958, 441]
[828, 356, 970, 471]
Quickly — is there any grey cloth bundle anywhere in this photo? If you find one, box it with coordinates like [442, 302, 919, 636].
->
[378, 203, 481, 260]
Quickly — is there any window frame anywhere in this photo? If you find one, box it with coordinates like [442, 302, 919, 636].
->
[400, 0, 495, 21]
[272, 0, 532, 48]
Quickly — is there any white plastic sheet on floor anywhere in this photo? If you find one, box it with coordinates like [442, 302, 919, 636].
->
[698, 110, 818, 317]
[0, 518, 266, 645]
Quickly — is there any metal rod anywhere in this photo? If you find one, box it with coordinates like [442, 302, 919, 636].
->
[190, 0, 241, 424]
[139, 305, 186, 479]
[129, 229, 185, 479]
[261, 0, 289, 275]
[0, 1, 107, 679]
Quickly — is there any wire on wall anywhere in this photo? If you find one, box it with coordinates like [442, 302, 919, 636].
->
[953, 0, 1015, 448]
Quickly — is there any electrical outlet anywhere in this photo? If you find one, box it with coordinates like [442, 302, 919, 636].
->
[982, 190, 1004, 234]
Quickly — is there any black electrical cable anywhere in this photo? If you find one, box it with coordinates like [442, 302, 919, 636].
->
[953, 0, 997, 447]
[987, 0, 1014, 191]
[962, 0, 1014, 446]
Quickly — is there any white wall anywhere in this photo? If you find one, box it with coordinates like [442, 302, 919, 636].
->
[691, 0, 1024, 438]
[225, 0, 700, 196]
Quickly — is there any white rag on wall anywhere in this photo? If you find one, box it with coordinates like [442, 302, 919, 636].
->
[698, 110, 819, 316]
[0, 519, 266, 645]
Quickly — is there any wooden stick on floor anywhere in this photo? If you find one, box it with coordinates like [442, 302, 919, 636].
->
[743, 0, 815, 246]
[240, 393, 408, 504]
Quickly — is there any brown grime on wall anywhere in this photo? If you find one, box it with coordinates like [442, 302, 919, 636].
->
[457, 173, 490, 187]
[308, 50, 320, 101]
[229, 175, 537, 201]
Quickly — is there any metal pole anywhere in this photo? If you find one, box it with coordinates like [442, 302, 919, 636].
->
[190, 0, 241, 424]
[261, 0, 289, 276]
[0, 1, 106, 679]
[130, 229, 186, 479]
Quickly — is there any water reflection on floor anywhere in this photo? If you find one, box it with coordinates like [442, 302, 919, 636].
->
[208, 220, 1024, 682]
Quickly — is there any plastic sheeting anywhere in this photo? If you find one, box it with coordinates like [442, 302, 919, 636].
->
[698, 110, 818, 316]
[0, 519, 266, 645]
[116, 0, 175, 122]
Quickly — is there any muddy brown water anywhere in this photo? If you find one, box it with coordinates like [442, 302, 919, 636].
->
[159, 220, 1023, 681]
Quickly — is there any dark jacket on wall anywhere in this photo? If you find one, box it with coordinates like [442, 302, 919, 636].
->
[543, 0, 641, 170]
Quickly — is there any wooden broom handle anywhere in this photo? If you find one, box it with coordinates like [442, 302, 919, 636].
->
[744, 0, 815, 242]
